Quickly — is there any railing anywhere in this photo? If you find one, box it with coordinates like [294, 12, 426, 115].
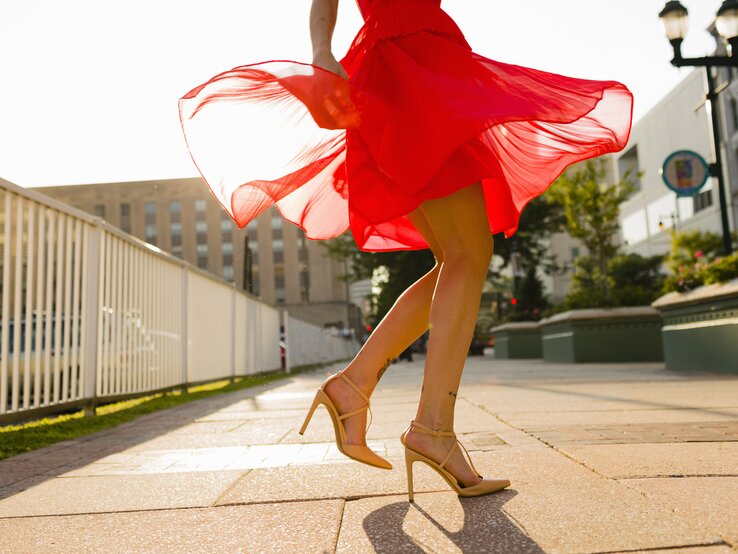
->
[0, 179, 360, 422]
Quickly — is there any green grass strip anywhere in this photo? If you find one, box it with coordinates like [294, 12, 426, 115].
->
[0, 363, 325, 462]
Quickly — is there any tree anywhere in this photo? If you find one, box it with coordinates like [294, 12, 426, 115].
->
[321, 233, 435, 325]
[547, 158, 638, 307]
[508, 265, 550, 321]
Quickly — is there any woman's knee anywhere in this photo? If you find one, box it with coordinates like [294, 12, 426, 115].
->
[441, 233, 494, 274]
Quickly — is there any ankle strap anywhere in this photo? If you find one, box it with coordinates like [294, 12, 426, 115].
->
[409, 420, 456, 438]
[339, 372, 370, 405]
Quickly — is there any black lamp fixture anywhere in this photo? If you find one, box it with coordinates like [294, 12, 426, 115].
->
[660, 0, 738, 65]
[658, 1, 736, 255]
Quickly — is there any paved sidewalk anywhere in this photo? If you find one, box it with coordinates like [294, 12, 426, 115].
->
[1, 352, 737, 553]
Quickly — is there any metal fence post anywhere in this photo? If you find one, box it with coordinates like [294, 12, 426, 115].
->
[82, 224, 102, 416]
[283, 310, 291, 374]
[230, 283, 236, 383]
[181, 267, 188, 392]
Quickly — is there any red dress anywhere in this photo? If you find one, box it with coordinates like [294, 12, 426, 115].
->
[179, 0, 633, 252]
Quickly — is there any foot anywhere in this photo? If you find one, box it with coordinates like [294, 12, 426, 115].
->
[403, 427, 483, 488]
[323, 372, 371, 446]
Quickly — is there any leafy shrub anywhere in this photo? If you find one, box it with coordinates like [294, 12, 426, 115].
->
[662, 230, 738, 293]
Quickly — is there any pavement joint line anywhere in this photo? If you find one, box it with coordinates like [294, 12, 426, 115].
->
[0, 497, 343, 521]
[594, 540, 731, 553]
[616, 480, 738, 550]
[615, 473, 738, 479]
[216, 490, 453, 507]
[465, 396, 638, 485]
[333, 498, 346, 553]
[509, 383, 738, 419]
[209, 469, 252, 508]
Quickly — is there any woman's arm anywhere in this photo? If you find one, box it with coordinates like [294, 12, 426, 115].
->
[310, 0, 348, 78]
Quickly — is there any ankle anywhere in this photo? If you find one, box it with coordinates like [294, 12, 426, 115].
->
[412, 416, 454, 434]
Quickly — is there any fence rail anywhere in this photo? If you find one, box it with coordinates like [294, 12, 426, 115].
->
[0, 179, 360, 422]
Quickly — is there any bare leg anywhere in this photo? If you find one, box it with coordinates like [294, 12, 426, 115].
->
[403, 182, 493, 487]
[324, 209, 443, 445]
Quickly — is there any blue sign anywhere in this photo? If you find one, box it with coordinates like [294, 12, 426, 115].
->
[661, 150, 709, 197]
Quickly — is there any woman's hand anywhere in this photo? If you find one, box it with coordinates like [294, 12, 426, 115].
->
[313, 50, 348, 80]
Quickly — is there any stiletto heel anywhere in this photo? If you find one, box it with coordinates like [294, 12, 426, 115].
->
[299, 391, 322, 435]
[405, 450, 416, 502]
[400, 420, 510, 501]
[299, 371, 392, 470]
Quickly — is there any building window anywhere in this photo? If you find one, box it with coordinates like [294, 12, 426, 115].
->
[275, 288, 286, 303]
[145, 223, 157, 243]
[144, 202, 156, 216]
[571, 247, 580, 260]
[196, 243, 208, 255]
[223, 265, 234, 281]
[94, 204, 105, 218]
[222, 242, 233, 254]
[298, 231, 310, 302]
[618, 145, 641, 194]
[731, 97, 738, 132]
[694, 186, 713, 213]
[195, 199, 207, 213]
[120, 203, 131, 234]
[195, 220, 207, 234]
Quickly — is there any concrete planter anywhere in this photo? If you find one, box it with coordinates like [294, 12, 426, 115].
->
[652, 278, 738, 373]
[490, 322, 542, 359]
[539, 307, 663, 363]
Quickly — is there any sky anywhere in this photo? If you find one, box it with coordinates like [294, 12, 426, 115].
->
[0, 0, 723, 187]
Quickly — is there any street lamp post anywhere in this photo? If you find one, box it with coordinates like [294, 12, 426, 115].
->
[659, 0, 738, 255]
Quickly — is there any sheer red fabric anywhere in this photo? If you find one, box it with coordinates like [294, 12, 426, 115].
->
[179, 0, 633, 252]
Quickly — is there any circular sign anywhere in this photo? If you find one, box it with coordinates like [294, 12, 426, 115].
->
[661, 150, 709, 197]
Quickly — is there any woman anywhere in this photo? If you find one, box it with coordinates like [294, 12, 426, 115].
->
[179, 0, 633, 501]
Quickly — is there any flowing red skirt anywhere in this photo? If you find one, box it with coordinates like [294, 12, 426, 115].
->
[179, 0, 633, 252]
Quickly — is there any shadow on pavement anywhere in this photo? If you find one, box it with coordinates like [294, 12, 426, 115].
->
[363, 489, 545, 553]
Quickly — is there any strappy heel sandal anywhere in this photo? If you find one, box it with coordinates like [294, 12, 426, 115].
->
[299, 371, 392, 470]
[400, 420, 510, 502]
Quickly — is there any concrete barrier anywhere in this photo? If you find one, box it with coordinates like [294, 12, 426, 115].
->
[652, 278, 738, 373]
[539, 307, 663, 363]
[490, 322, 542, 359]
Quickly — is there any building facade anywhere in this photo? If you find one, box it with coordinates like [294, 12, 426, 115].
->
[614, 67, 735, 258]
[29, 178, 362, 332]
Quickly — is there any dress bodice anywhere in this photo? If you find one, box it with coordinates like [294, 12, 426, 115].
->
[350, 0, 464, 51]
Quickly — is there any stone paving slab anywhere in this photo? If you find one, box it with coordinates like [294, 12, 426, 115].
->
[501, 408, 738, 428]
[0, 471, 244, 517]
[558, 442, 738, 478]
[1, 355, 737, 552]
[0, 501, 344, 554]
[215, 460, 449, 504]
[527, 421, 738, 446]
[540, 380, 738, 410]
[620, 477, 738, 547]
[469, 450, 720, 553]
[464, 386, 657, 414]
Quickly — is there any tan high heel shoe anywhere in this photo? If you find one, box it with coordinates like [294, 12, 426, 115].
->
[299, 371, 392, 470]
[401, 420, 510, 502]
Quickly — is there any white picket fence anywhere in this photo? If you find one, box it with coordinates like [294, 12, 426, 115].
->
[0, 179, 360, 421]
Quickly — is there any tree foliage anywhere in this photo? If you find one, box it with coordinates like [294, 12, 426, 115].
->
[547, 158, 638, 307]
